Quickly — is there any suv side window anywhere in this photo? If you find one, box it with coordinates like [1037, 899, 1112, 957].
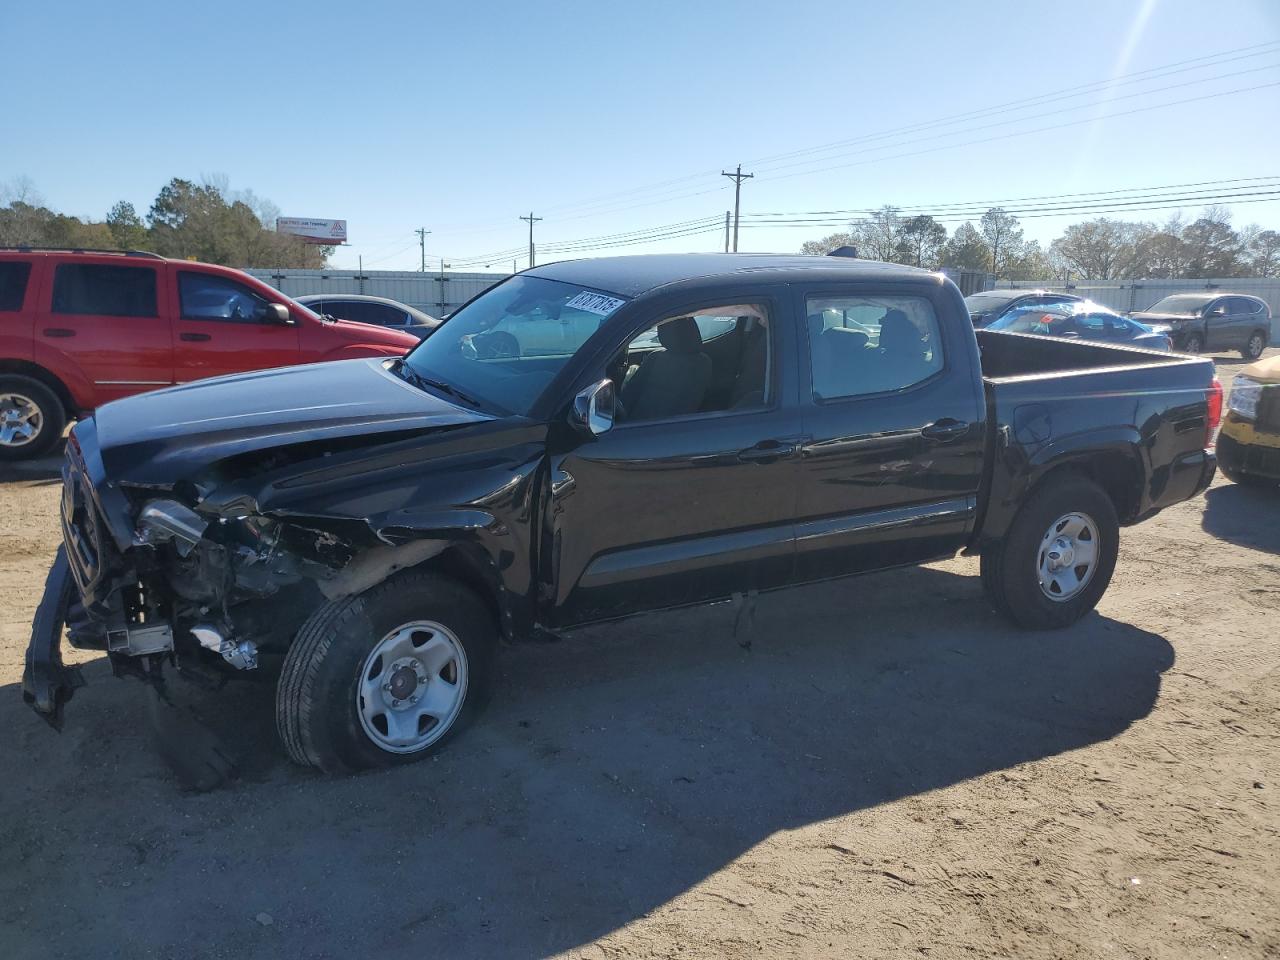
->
[179, 272, 270, 323]
[52, 263, 158, 317]
[0, 261, 32, 312]
[805, 294, 943, 400]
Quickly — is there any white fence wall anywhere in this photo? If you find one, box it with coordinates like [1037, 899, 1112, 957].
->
[995, 276, 1280, 344]
[246, 268, 510, 318]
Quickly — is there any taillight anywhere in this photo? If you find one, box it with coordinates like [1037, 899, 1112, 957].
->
[1206, 376, 1223, 446]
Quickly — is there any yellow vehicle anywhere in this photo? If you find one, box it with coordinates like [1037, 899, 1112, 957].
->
[1218, 354, 1280, 488]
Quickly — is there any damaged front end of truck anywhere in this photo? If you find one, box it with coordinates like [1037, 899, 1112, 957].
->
[23, 358, 543, 734]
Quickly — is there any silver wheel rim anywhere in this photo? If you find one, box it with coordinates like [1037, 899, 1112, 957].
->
[0, 393, 43, 447]
[1186, 337, 1202, 355]
[1248, 334, 1263, 356]
[1037, 512, 1099, 603]
[356, 620, 469, 754]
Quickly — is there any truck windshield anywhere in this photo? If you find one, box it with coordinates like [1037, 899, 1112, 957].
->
[399, 275, 627, 416]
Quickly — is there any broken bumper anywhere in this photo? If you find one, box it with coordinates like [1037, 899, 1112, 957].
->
[21, 546, 86, 730]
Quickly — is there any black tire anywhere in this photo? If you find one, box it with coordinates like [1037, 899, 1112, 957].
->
[1182, 333, 1204, 356]
[979, 473, 1119, 630]
[276, 570, 496, 774]
[0, 375, 66, 460]
[1241, 330, 1267, 361]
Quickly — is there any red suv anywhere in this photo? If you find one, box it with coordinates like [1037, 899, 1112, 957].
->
[0, 249, 418, 459]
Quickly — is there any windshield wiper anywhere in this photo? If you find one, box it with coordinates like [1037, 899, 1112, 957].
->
[393, 360, 485, 410]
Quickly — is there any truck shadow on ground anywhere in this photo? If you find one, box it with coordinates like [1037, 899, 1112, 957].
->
[1201, 481, 1280, 554]
[2, 564, 1172, 959]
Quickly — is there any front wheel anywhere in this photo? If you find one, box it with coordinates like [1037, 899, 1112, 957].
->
[0, 376, 66, 460]
[1241, 331, 1267, 361]
[980, 474, 1119, 630]
[276, 570, 496, 773]
[1182, 333, 1204, 356]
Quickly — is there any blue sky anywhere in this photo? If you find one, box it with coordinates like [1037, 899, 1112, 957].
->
[6, 0, 1280, 271]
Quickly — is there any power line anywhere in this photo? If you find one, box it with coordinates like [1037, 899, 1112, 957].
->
[758, 79, 1280, 185]
[740, 41, 1280, 172]
[422, 41, 1280, 233]
[748, 175, 1280, 217]
[749, 62, 1280, 181]
[740, 191, 1280, 229]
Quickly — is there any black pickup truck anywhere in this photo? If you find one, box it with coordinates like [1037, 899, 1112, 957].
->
[24, 254, 1220, 774]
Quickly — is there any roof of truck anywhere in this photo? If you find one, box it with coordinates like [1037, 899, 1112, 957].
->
[525, 253, 941, 298]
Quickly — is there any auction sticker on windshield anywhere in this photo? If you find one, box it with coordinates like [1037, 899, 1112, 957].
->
[565, 292, 627, 317]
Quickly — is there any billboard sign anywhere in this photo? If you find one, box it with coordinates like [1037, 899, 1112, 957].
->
[277, 217, 347, 245]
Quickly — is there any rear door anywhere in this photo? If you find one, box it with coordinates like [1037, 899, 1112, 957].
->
[791, 283, 986, 582]
[1226, 297, 1259, 347]
[172, 269, 300, 383]
[1203, 297, 1234, 349]
[38, 258, 173, 404]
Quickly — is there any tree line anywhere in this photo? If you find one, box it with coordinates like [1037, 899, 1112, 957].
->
[800, 204, 1280, 280]
[0, 176, 330, 269]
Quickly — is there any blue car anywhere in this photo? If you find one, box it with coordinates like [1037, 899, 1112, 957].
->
[986, 300, 1171, 351]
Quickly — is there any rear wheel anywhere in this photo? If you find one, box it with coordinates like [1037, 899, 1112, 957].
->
[276, 570, 496, 773]
[1241, 331, 1267, 361]
[0, 376, 65, 460]
[980, 474, 1119, 630]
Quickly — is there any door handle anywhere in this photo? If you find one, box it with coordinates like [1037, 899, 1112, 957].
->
[42, 328, 75, 338]
[738, 439, 800, 463]
[920, 418, 970, 442]
[180, 332, 212, 342]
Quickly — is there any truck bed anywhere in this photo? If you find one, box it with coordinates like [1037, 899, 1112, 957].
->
[975, 328, 1197, 382]
[972, 329, 1218, 541]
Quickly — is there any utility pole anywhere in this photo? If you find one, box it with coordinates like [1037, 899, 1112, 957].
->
[721, 165, 753, 252]
[415, 227, 430, 272]
[723, 211, 731, 252]
[519, 212, 542, 268]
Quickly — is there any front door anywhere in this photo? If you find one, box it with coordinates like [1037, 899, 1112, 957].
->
[172, 270, 300, 384]
[548, 294, 803, 626]
[791, 284, 986, 583]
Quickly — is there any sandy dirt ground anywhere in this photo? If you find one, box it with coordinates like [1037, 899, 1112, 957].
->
[0, 353, 1277, 960]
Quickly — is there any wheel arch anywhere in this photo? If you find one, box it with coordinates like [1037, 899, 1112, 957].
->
[0, 360, 77, 417]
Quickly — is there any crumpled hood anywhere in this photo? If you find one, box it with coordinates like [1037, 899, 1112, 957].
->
[91, 358, 493, 484]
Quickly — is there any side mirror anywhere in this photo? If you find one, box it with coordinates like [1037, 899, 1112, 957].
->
[261, 302, 293, 324]
[1208, 306, 1227, 317]
[570, 378, 616, 438]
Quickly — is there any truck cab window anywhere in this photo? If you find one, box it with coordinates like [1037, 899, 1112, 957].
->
[613, 305, 771, 423]
[806, 295, 942, 401]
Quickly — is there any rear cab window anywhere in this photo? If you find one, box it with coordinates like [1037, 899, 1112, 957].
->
[52, 263, 158, 317]
[804, 294, 944, 401]
[0, 261, 33, 311]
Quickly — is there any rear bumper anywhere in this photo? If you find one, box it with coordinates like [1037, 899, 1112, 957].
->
[1218, 429, 1280, 480]
[21, 546, 85, 730]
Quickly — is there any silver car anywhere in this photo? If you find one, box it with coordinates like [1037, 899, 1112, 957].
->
[296, 294, 439, 340]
